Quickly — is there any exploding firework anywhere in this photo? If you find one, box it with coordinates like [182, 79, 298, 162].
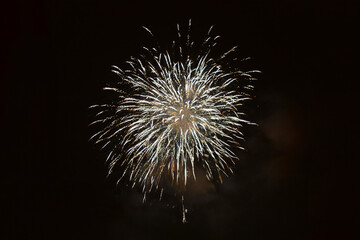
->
[90, 20, 258, 218]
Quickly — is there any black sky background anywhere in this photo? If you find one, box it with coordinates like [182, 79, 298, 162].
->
[4, 0, 357, 239]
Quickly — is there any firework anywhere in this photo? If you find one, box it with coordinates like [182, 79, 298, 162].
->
[90, 20, 258, 208]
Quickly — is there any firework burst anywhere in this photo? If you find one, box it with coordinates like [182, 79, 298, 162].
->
[90, 20, 258, 209]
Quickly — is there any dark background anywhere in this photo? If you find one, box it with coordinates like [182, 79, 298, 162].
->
[4, 0, 357, 239]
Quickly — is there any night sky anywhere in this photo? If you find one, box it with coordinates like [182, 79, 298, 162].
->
[5, 0, 356, 239]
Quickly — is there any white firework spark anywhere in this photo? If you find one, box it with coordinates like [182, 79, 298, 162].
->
[90, 21, 259, 196]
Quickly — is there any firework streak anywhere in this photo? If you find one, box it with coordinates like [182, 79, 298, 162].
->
[90, 20, 259, 219]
